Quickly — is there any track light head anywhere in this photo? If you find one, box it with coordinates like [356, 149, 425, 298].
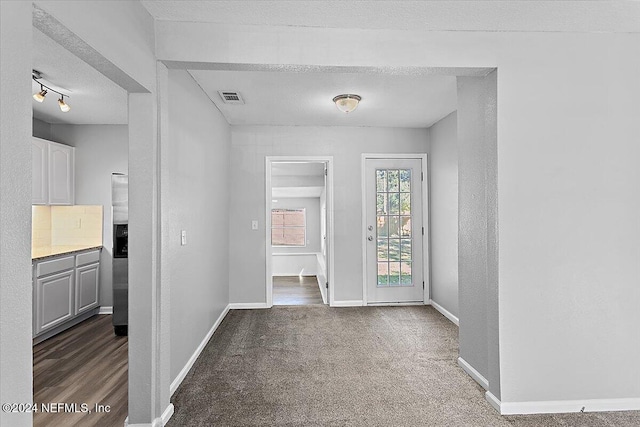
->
[58, 96, 70, 113]
[33, 86, 47, 103]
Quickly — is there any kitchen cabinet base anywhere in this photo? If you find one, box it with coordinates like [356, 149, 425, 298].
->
[33, 307, 99, 345]
[113, 324, 128, 336]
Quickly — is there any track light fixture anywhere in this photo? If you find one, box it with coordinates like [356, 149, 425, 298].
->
[58, 95, 70, 113]
[32, 70, 71, 113]
[33, 85, 47, 102]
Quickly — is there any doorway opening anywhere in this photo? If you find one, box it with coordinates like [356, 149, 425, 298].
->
[266, 157, 335, 307]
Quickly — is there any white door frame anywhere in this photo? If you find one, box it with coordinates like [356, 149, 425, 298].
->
[361, 153, 430, 305]
[265, 156, 336, 307]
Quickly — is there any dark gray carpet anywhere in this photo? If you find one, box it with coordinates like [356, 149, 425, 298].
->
[169, 306, 640, 426]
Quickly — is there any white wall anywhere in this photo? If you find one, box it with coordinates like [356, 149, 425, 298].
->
[32, 2, 172, 424]
[165, 69, 231, 382]
[0, 2, 33, 426]
[32, 117, 52, 140]
[229, 126, 429, 304]
[457, 73, 499, 399]
[157, 19, 640, 409]
[272, 197, 321, 254]
[428, 112, 459, 319]
[49, 125, 128, 307]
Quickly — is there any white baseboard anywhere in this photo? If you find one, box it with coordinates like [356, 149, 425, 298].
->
[429, 300, 459, 326]
[170, 305, 230, 396]
[366, 301, 424, 306]
[160, 403, 174, 426]
[316, 275, 327, 304]
[98, 306, 113, 315]
[124, 403, 174, 427]
[228, 302, 269, 309]
[498, 397, 640, 415]
[331, 300, 364, 307]
[485, 391, 501, 413]
[458, 357, 489, 390]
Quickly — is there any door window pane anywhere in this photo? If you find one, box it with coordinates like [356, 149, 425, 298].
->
[388, 239, 401, 261]
[377, 216, 388, 237]
[377, 239, 389, 261]
[388, 262, 401, 286]
[400, 193, 411, 215]
[400, 262, 412, 286]
[388, 170, 399, 192]
[377, 263, 389, 286]
[400, 170, 411, 192]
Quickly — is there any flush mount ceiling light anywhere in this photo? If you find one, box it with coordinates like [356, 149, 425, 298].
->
[32, 70, 71, 113]
[333, 94, 361, 113]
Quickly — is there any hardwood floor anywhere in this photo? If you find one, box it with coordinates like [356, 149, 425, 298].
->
[273, 275, 324, 305]
[33, 314, 128, 427]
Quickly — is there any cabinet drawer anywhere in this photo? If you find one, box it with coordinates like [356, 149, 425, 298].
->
[36, 255, 75, 277]
[76, 250, 100, 267]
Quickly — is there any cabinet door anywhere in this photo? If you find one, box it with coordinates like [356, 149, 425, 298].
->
[76, 263, 100, 314]
[36, 270, 74, 334]
[32, 138, 49, 204]
[48, 142, 74, 205]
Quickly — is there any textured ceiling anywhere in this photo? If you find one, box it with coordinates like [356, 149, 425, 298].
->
[272, 162, 325, 177]
[190, 69, 456, 127]
[32, 28, 128, 125]
[141, 1, 640, 33]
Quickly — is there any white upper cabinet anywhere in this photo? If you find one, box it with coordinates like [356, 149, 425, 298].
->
[32, 138, 49, 205]
[48, 142, 74, 205]
[32, 138, 75, 205]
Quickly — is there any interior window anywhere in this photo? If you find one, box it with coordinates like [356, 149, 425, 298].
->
[271, 208, 306, 246]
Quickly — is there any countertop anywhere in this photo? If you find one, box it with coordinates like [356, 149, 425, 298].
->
[32, 245, 103, 261]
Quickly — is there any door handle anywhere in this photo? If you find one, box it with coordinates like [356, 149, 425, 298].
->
[368, 225, 373, 231]
[367, 236, 373, 241]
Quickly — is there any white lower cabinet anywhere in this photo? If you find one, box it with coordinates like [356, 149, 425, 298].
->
[76, 263, 100, 314]
[33, 249, 101, 339]
[35, 269, 75, 334]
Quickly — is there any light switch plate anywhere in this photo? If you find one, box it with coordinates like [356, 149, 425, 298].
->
[251, 220, 258, 230]
[181, 230, 187, 245]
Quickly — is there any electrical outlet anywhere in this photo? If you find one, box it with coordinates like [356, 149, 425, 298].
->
[181, 230, 187, 246]
[251, 220, 258, 230]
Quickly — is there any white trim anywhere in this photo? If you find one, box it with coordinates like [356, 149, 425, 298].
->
[498, 397, 640, 415]
[272, 252, 318, 256]
[160, 403, 174, 426]
[170, 305, 230, 395]
[98, 306, 113, 315]
[458, 357, 489, 390]
[485, 391, 501, 413]
[266, 156, 335, 309]
[228, 302, 269, 309]
[429, 299, 459, 326]
[316, 274, 327, 305]
[361, 153, 430, 305]
[366, 301, 424, 306]
[123, 403, 174, 427]
[331, 300, 364, 307]
[265, 157, 273, 308]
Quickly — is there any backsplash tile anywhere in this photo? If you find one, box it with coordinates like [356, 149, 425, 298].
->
[32, 205, 103, 252]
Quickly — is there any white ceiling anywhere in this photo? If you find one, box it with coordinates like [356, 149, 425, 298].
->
[272, 162, 325, 199]
[141, 1, 639, 33]
[190, 69, 457, 128]
[272, 162, 325, 177]
[32, 28, 128, 125]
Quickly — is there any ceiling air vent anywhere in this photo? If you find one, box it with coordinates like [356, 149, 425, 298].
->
[218, 91, 245, 105]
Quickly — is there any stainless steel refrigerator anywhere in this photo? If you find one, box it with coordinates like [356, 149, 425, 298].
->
[112, 174, 128, 336]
